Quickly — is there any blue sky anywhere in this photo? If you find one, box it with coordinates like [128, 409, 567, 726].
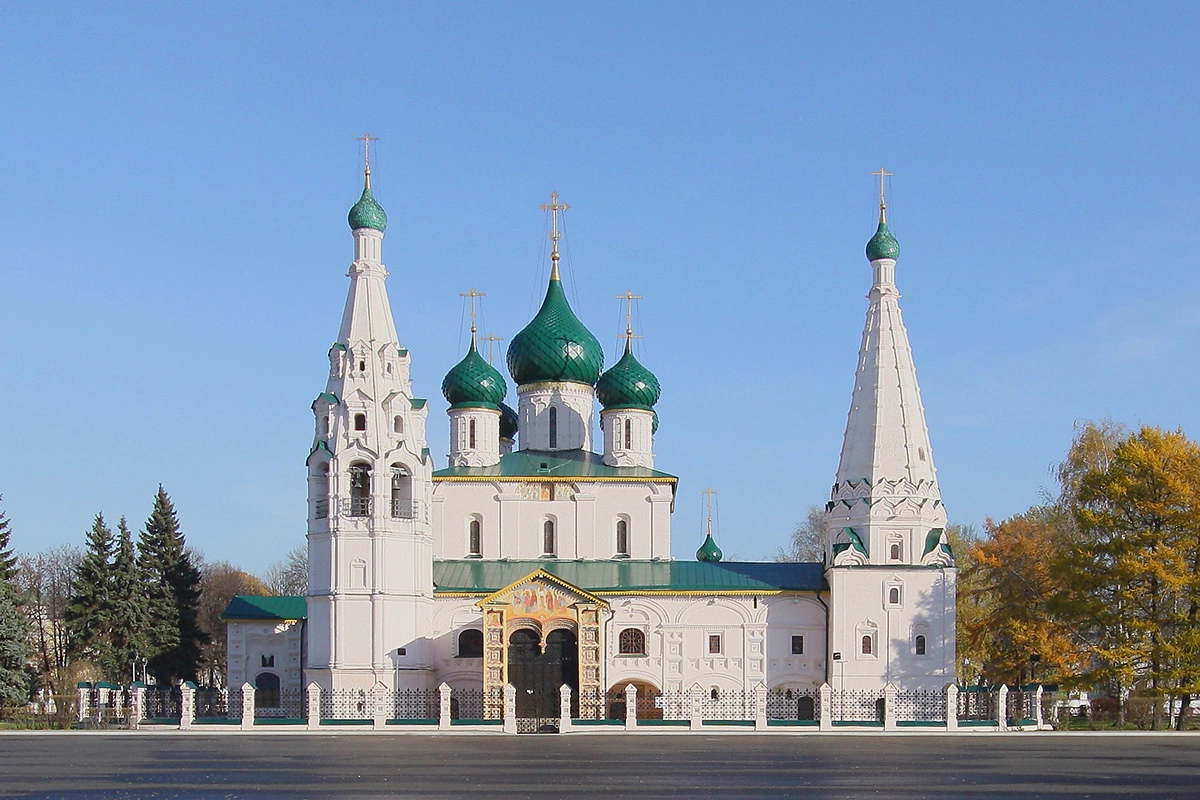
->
[1, 2, 1198, 571]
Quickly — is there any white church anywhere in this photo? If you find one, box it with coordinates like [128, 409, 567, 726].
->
[224, 157, 957, 721]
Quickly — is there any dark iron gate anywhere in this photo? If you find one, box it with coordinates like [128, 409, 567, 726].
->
[508, 629, 578, 733]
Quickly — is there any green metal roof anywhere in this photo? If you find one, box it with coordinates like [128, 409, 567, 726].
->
[696, 532, 723, 563]
[866, 213, 900, 261]
[433, 559, 825, 594]
[433, 448, 677, 481]
[348, 185, 388, 232]
[596, 342, 660, 411]
[442, 336, 507, 410]
[506, 271, 604, 386]
[222, 595, 307, 621]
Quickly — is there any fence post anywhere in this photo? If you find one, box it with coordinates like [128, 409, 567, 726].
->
[559, 684, 572, 733]
[819, 683, 833, 731]
[689, 684, 703, 731]
[883, 683, 897, 731]
[1034, 685, 1045, 730]
[503, 684, 517, 734]
[77, 682, 90, 724]
[372, 683, 388, 730]
[997, 685, 1009, 732]
[945, 684, 958, 731]
[306, 682, 322, 731]
[624, 683, 638, 731]
[439, 683, 452, 731]
[240, 682, 256, 730]
[128, 684, 145, 730]
[754, 683, 768, 731]
[180, 682, 196, 731]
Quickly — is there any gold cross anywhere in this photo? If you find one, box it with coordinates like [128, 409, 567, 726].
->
[539, 191, 570, 267]
[357, 133, 379, 187]
[702, 488, 718, 537]
[481, 333, 505, 364]
[870, 167, 893, 209]
[615, 290, 643, 349]
[459, 288, 485, 335]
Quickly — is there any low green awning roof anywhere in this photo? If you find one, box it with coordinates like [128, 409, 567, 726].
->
[433, 559, 825, 594]
[222, 595, 307, 621]
[433, 449, 677, 482]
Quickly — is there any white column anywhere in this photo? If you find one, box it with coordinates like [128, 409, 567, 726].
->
[240, 682, 256, 731]
[180, 683, 195, 730]
[306, 683, 321, 730]
[819, 683, 833, 731]
[945, 684, 959, 731]
[439, 683, 452, 731]
[997, 685, 1009, 731]
[883, 683, 897, 731]
[754, 683, 768, 731]
[503, 684, 517, 734]
[689, 684, 703, 731]
[372, 683, 388, 729]
[559, 685, 573, 733]
[624, 684, 638, 730]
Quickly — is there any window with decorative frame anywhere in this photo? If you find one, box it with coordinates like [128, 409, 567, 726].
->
[618, 628, 646, 655]
[468, 518, 482, 556]
[542, 519, 556, 557]
[457, 629, 484, 658]
[616, 519, 629, 557]
[915, 634, 927, 656]
[708, 634, 722, 655]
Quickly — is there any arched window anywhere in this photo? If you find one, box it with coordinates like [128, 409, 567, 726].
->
[548, 406, 558, 448]
[468, 518, 482, 556]
[623, 419, 632, 449]
[616, 519, 629, 556]
[254, 672, 281, 708]
[861, 635, 873, 655]
[349, 463, 371, 516]
[543, 520, 556, 556]
[391, 465, 412, 518]
[393, 415, 403, 434]
[618, 628, 645, 655]
[353, 413, 367, 432]
[915, 635, 927, 656]
[890, 542, 901, 560]
[889, 587, 900, 605]
[468, 418, 476, 449]
[358, 359, 366, 372]
[710, 687, 719, 701]
[457, 629, 484, 658]
[313, 463, 330, 519]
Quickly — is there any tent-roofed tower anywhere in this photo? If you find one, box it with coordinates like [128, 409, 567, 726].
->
[305, 137, 435, 693]
[824, 171, 955, 692]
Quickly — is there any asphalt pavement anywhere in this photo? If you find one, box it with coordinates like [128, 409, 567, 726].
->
[1, 731, 1198, 799]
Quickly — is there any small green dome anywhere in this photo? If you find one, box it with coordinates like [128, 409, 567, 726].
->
[865, 216, 900, 261]
[499, 402, 519, 440]
[348, 185, 388, 232]
[597, 343, 661, 410]
[696, 532, 723, 563]
[506, 270, 604, 386]
[442, 337, 507, 409]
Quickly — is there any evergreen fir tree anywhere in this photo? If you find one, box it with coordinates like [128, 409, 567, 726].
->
[0, 498, 16, 584]
[65, 513, 115, 668]
[138, 487, 207, 684]
[0, 498, 30, 709]
[106, 518, 149, 682]
[0, 588, 30, 709]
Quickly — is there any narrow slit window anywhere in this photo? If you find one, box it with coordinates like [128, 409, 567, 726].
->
[623, 419, 632, 449]
[469, 519, 482, 556]
[861, 635, 873, 655]
[543, 520, 556, 556]
[468, 418, 476, 449]
[915, 635, 926, 656]
[548, 406, 558, 448]
[616, 519, 629, 556]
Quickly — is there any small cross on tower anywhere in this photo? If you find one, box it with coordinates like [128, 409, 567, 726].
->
[459, 288, 486, 336]
[615, 290, 643, 352]
[539, 192, 569, 272]
[480, 334, 505, 365]
[357, 133, 379, 187]
[870, 167, 893, 212]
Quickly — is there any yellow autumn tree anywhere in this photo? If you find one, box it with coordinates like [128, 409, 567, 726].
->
[1053, 426, 1200, 729]
[959, 507, 1085, 686]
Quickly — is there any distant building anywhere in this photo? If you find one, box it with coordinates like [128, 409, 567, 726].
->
[224, 162, 956, 720]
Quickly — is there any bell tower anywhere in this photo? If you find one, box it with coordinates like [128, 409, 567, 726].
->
[305, 137, 435, 692]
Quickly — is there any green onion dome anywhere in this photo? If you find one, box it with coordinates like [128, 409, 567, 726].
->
[499, 402, 519, 440]
[696, 533, 723, 563]
[865, 212, 899, 261]
[441, 337, 507, 409]
[596, 342, 660, 410]
[348, 185, 388, 232]
[506, 270, 604, 386]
